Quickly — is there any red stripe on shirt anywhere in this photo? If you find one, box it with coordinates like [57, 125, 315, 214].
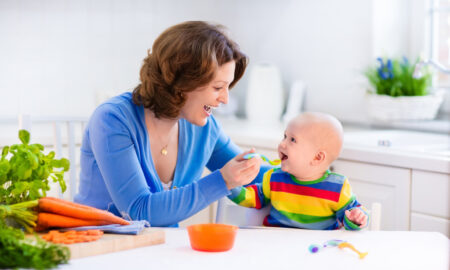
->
[270, 181, 340, 202]
[249, 185, 261, 209]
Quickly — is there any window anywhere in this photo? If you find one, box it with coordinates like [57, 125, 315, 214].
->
[427, 0, 450, 87]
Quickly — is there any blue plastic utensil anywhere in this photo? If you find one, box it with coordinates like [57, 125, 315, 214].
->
[243, 153, 281, 165]
[308, 239, 368, 259]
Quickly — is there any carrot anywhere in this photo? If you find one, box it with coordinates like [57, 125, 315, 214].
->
[86, 229, 103, 236]
[42, 197, 95, 210]
[36, 213, 113, 231]
[38, 197, 129, 225]
[41, 229, 104, 244]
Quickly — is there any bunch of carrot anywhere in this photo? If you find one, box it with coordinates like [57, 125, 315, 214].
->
[41, 229, 104, 244]
[35, 197, 130, 231]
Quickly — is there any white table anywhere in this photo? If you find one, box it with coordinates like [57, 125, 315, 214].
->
[60, 228, 448, 270]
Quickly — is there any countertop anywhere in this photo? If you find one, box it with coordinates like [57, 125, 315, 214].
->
[61, 227, 449, 270]
[216, 117, 450, 174]
[1, 116, 448, 173]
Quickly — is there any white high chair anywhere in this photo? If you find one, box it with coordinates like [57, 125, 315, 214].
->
[215, 197, 270, 227]
[215, 196, 382, 231]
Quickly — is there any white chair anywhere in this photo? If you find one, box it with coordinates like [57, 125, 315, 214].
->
[18, 114, 88, 201]
[215, 197, 270, 227]
[369, 202, 382, 231]
[216, 196, 382, 231]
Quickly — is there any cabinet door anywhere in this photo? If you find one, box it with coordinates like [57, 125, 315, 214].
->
[411, 212, 450, 237]
[331, 159, 411, 231]
[411, 170, 449, 219]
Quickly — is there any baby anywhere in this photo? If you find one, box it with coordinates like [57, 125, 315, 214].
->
[229, 112, 369, 230]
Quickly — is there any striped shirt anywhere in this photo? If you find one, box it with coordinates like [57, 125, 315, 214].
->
[228, 168, 368, 230]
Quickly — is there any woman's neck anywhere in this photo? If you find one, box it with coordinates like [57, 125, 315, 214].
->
[145, 109, 179, 132]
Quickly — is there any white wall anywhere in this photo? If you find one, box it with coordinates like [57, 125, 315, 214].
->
[0, 0, 419, 123]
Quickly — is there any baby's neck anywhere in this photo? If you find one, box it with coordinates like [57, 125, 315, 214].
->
[291, 170, 329, 182]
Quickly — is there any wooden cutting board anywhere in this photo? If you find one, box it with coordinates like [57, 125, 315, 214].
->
[62, 228, 165, 259]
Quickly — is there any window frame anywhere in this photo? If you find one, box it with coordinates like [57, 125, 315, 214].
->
[426, 0, 450, 87]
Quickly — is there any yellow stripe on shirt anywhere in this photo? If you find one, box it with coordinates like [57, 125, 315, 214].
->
[262, 169, 273, 200]
[334, 178, 353, 211]
[239, 187, 256, 208]
[271, 191, 335, 216]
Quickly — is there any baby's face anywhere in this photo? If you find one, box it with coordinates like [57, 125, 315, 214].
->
[277, 120, 318, 178]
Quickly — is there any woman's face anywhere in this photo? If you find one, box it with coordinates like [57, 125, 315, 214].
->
[180, 61, 235, 126]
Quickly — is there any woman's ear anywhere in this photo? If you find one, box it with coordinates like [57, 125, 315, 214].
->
[311, 151, 326, 166]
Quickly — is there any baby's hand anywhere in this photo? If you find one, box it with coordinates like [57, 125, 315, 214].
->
[345, 209, 368, 228]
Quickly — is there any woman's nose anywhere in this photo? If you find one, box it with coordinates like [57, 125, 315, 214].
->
[219, 89, 229, 104]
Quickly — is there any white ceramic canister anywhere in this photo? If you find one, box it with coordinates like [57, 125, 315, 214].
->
[245, 63, 284, 123]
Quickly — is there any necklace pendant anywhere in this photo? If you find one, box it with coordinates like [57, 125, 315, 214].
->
[161, 147, 168, 156]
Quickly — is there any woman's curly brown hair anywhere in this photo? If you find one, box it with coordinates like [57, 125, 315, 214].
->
[132, 21, 248, 119]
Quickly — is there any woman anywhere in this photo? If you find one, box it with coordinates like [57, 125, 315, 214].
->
[74, 21, 266, 227]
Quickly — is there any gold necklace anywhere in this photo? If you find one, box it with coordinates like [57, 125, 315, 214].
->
[147, 114, 177, 156]
[156, 126, 176, 156]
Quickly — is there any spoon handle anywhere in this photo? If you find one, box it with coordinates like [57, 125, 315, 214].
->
[243, 153, 281, 166]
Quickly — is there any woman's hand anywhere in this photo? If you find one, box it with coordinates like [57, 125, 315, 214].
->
[220, 148, 262, 190]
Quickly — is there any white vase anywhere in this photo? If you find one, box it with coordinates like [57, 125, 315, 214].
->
[282, 80, 306, 124]
[245, 63, 284, 123]
[366, 90, 445, 121]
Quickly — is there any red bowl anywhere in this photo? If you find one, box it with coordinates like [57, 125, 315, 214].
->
[187, 223, 238, 252]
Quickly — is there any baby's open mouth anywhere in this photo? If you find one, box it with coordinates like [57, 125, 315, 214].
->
[280, 152, 288, 161]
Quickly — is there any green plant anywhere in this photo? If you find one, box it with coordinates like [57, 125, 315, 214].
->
[365, 57, 432, 97]
[0, 200, 38, 233]
[0, 130, 70, 205]
[0, 221, 70, 269]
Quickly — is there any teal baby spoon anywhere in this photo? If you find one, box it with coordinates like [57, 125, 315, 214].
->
[243, 153, 281, 166]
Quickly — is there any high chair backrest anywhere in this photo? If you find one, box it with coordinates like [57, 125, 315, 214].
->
[215, 197, 270, 227]
[369, 202, 382, 231]
[18, 114, 88, 201]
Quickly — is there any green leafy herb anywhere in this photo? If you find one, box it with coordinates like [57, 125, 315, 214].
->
[0, 222, 70, 269]
[365, 57, 432, 97]
[0, 130, 70, 204]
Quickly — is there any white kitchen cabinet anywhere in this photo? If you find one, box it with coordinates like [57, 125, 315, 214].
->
[411, 170, 449, 218]
[411, 170, 450, 236]
[411, 213, 450, 237]
[330, 159, 411, 231]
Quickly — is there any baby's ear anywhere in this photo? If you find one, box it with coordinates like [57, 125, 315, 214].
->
[311, 151, 326, 166]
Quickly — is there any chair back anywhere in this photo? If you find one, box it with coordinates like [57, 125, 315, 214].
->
[215, 197, 270, 227]
[17, 114, 88, 201]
